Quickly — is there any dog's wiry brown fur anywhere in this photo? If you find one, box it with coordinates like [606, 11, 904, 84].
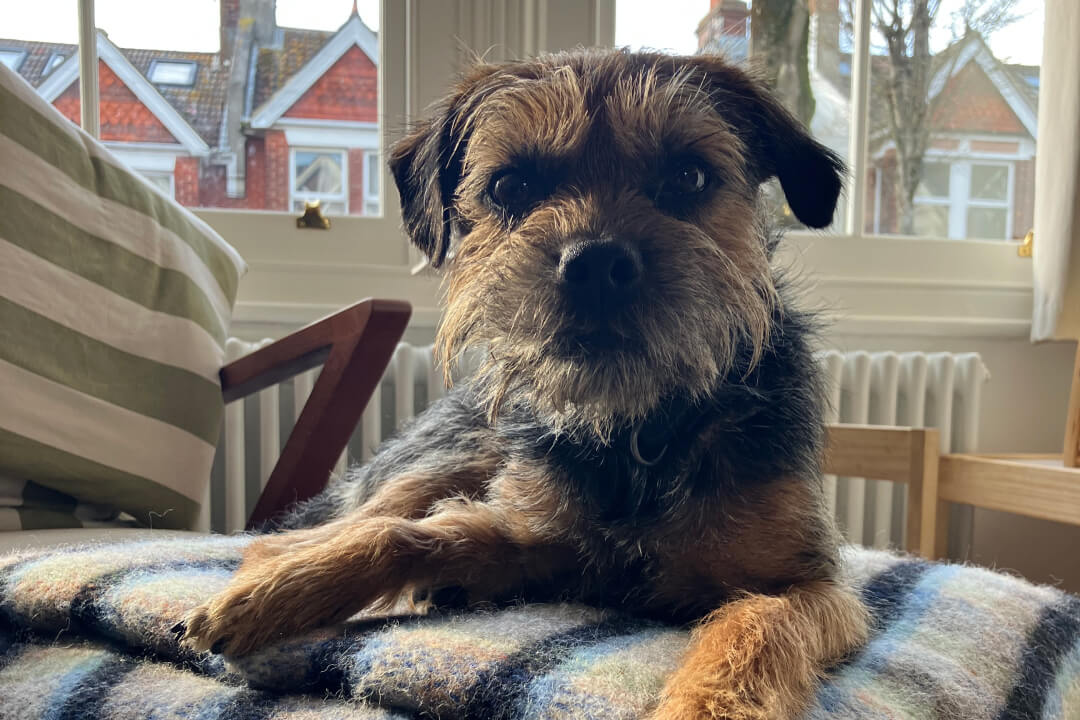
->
[183, 49, 869, 719]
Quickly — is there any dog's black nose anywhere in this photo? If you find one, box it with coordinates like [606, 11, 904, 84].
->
[558, 240, 642, 303]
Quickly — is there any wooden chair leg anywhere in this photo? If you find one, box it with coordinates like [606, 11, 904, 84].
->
[904, 428, 939, 559]
[934, 500, 950, 560]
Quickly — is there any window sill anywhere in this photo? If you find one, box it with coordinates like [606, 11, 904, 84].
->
[207, 212, 1033, 342]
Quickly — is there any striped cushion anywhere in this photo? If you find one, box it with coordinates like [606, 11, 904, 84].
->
[0, 65, 245, 530]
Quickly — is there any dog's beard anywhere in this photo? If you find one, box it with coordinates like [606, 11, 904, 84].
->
[437, 238, 778, 444]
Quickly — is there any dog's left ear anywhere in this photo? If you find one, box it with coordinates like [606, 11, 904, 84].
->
[689, 58, 845, 229]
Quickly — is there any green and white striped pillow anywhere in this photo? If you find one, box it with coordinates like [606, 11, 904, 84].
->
[0, 65, 246, 531]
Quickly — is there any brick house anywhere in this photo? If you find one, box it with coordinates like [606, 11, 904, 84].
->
[696, 0, 1039, 241]
[0, 0, 379, 215]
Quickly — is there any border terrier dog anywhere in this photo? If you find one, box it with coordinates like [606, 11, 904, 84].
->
[183, 49, 870, 719]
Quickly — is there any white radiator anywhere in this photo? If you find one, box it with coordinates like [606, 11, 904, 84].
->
[206, 344, 989, 548]
[817, 351, 989, 550]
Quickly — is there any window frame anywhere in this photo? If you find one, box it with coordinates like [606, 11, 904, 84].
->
[363, 151, 380, 216]
[147, 59, 198, 86]
[0, 49, 27, 72]
[289, 147, 350, 215]
[139, 170, 176, 198]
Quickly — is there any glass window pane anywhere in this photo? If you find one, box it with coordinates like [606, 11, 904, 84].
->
[614, 0, 847, 231]
[970, 164, 1008, 201]
[915, 163, 950, 199]
[2, 0, 381, 218]
[141, 172, 173, 197]
[967, 207, 1008, 240]
[294, 151, 344, 195]
[148, 61, 196, 86]
[865, 1, 1041, 241]
[366, 152, 379, 196]
[913, 204, 949, 238]
[0, 50, 27, 71]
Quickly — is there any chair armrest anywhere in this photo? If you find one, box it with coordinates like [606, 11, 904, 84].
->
[824, 424, 939, 483]
[221, 298, 411, 529]
[824, 423, 941, 558]
[938, 454, 1080, 527]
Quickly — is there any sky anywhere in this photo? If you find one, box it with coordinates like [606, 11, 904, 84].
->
[614, 0, 1045, 65]
[0, 0, 1044, 65]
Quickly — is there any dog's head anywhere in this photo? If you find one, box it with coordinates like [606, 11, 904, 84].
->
[391, 49, 842, 439]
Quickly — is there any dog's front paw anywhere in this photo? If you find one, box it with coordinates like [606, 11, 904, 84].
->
[180, 538, 349, 655]
[181, 574, 301, 655]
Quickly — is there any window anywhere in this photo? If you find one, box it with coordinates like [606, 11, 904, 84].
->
[913, 159, 1014, 241]
[3, 0, 383, 221]
[616, 0, 1043, 243]
[148, 60, 196, 86]
[363, 152, 379, 216]
[0, 50, 26, 71]
[44, 52, 67, 75]
[140, 171, 174, 198]
[291, 149, 348, 215]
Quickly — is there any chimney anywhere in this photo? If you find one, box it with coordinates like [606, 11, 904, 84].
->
[221, 0, 276, 56]
[220, 0, 240, 57]
[251, 0, 276, 46]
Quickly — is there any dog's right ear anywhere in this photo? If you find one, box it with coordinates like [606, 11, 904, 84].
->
[389, 65, 498, 268]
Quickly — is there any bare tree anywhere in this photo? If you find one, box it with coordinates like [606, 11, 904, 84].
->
[750, 0, 815, 127]
[843, 0, 1020, 234]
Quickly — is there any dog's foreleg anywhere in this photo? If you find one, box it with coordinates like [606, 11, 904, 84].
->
[651, 580, 868, 720]
[182, 501, 555, 655]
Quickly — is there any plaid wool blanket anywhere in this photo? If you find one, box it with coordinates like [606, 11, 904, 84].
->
[1, 536, 1079, 719]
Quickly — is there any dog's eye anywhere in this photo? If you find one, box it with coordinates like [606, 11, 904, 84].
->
[490, 171, 537, 213]
[666, 162, 708, 195]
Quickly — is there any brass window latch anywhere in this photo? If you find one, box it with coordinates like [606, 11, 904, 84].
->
[296, 200, 331, 229]
[1018, 229, 1033, 258]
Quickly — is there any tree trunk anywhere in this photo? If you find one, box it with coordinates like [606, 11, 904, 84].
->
[750, 0, 815, 127]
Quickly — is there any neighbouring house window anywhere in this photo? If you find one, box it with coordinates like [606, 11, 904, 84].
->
[140, 171, 175, 198]
[44, 53, 67, 75]
[0, 50, 26, 72]
[148, 60, 197, 86]
[913, 160, 1012, 240]
[913, 162, 952, 238]
[291, 149, 348, 215]
[364, 152, 380, 215]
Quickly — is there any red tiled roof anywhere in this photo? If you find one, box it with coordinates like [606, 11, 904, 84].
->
[53, 61, 179, 143]
[0, 38, 74, 88]
[0, 37, 227, 146]
[250, 27, 335, 112]
[282, 45, 376, 122]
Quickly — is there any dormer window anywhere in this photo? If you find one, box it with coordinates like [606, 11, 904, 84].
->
[148, 60, 196, 86]
[44, 53, 67, 75]
[0, 50, 27, 72]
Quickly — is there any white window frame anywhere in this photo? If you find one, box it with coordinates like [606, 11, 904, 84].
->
[362, 151, 380, 216]
[0, 49, 27, 72]
[289, 147, 349, 215]
[147, 59, 197, 86]
[61, 0, 1035, 342]
[139, 170, 175, 198]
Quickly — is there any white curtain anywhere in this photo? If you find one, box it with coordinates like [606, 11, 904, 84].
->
[1032, 0, 1080, 342]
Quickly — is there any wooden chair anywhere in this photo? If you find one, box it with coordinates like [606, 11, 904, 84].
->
[219, 298, 412, 530]
[935, 344, 1080, 542]
[824, 424, 942, 559]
